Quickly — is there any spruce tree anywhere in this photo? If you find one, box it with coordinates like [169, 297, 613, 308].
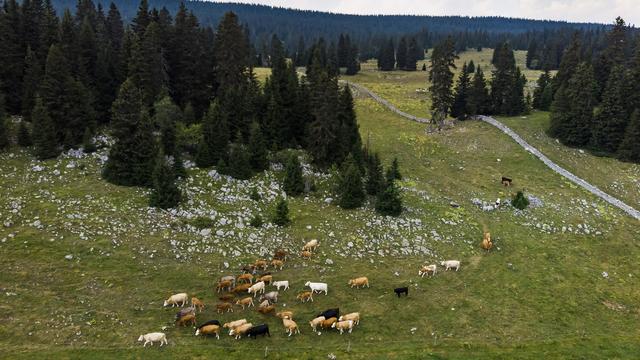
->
[0, 0, 25, 113]
[491, 42, 524, 115]
[468, 67, 490, 116]
[533, 70, 552, 111]
[591, 65, 630, 153]
[82, 127, 96, 153]
[451, 62, 472, 120]
[617, 109, 640, 162]
[149, 152, 182, 209]
[196, 100, 229, 168]
[31, 97, 59, 160]
[386, 157, 402, 181]
[378, 38, 395, 71]
[405, 37, 421, 71]
[283, 154, 305, 196]
[21, 47, 42, 120]
[214, 12, 250, 94]
[222, 143, 253, 180]
[466, 60, 475, 74]
[553, 34, 581, 94]
[548, 86, 571, 140]
[154, 96, 181, 156]
[397, 37, 408, 70]
[337, 85, 362, 165]
[365, 152, 384, 196]
[345, 41, 360, 75]
[17, 121, 32, 147]
[429, 37, 457, 128]
[131, 0, 150, 36]
[512, 191, 530, 210]
[375, 178, 403, 217]
[248, 121, 268, 172]
[272, 197, 291, 226]
[563, 62, 597, 146]
[338, 154, 365, 209]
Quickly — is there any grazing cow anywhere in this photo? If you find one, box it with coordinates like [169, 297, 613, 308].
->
[195, 324, 220, 339]
[309, 316, 325, 331]
[254, 259, 268, 271]
[301, 250, 312, 260]
[248, 281, 266, 297]
[229, 323, 253, 340]
[235, 297, 255, 310]
[441, 260, 461, 271]
[260, 291, 279, 304]
[317, 308, 339, 320]
[176, 313, 196, 327]
[163, 293, 188, 307]
[258, 275, 273, 284]
[305, 281, 328, 295]
[196, 320, 221, 329]
[501, 177, 512, 187]
[339, 312, 360, 326]
[273, 249, 287, 261]
[242, 265, 257, 274]
[481, 232, 493, 251]
[320, 317, 337, 329]
[258, 299, 271, 308]
[220, 275, 236, 285]
[138, 332, 168, 347]
[175, 306, 195, 321]
[257, 304, 275, 315]
[419, 265, 437, 278]
[223, 319, 247, 330]
[216, 280, 233, 293]
[271, 259, 284, 270]
[191, 297, 205, 312]
[216, 302, 234, 314]
[273, 280, 290, 291]
[303, 239, 319, 252]
[296, 291, 313, 303]
[394, 287, 409, 297]
[348, 277, 370, 288]
[237, 273, 254, 284]
[232, 283, 252, 294]
[332, 320, 354, 334]
[246, 324, 270, 339]
[282, 318, 300, 336]
[276, 311, 294, 320]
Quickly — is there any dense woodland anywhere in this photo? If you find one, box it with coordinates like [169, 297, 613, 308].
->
[0, 0, 402, 216]
[533, 17, 640, 163]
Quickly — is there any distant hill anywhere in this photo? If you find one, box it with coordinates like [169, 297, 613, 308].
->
[52, 1, 606, 48]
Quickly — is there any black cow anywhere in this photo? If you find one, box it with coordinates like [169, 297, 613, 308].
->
[196, 320, 220, 329]
[394, 287, 409, 297]
[247, 324, 270, 339]
[317, 308, 340, 320]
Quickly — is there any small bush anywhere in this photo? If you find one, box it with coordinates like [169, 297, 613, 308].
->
[249, 187, 261, 201]
[271, 198, 291, 226]
[511, 191, 530, 210]
[249, 214, 263, 228]
[189, 216, 216, 229]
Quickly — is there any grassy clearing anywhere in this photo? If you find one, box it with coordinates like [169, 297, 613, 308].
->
[1, 63, 639, 359]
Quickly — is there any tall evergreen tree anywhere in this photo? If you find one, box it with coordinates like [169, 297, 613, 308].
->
[345, 41, 360, 75]
[532, 70, 552, 110]
[375, 178, 403, 217]
[283, 154, 305, 196]
[337, 85, 362, 165]
[591, 65, 631, 152]
[0, 0, 25, 113]
[154, 96, 181, 156]
[378, 38, 395, 71]
[386, 157, 402, 181]
[129, 23, 167, 107]
[149, 152, 182, 209]
[468, 67, 490, 115]
[17, 121, 32, 147]
[526, 38, 539, 69]
[552, 33, 581, 94]
[248, 121, 268, 172]
[429, 37, 457, 129]
[271, 197, 290, 226]
[214, 11, 250, 94]
[594, 17, 627, 99]
[617, 109, 640, 162]
[223, 143, 253, 180]
[31, 97, 59, 159]
[131, 0, 150, 35]
[365, 152, 384, 196]
[21, 47, 42, 120]
[396, 37, 408, 70]
[548, 86, 572, 140]
[563, 62, 597, 146]
[196, 100, 229, 168]
[405, 37, 421, 71]
[490, 42, 525, 115]
[338, 154, 365, 209]
[451, 62, 472, 119]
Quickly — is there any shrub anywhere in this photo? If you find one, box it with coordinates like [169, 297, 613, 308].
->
[189, 217, 216, 229]
[249, 187, 261, 201]
[249, 214, 263, 228]
[271, 197, 291, 226]
[511, 191, 530, 210]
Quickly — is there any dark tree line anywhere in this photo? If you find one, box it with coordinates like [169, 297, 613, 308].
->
[377, 36, 424, 71]
[541, 17, 640, 163]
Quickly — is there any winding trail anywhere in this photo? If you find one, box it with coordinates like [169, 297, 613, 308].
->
[348, 81, 640, 221]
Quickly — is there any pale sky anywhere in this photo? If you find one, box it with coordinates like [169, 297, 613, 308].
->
[211, 0, 639, 25]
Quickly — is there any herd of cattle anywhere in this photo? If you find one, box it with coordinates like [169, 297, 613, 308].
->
[138, 239, 464, 347]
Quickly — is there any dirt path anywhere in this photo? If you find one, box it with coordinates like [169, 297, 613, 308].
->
[349, 81, 640, 221]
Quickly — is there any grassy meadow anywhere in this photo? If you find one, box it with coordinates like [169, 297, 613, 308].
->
[1, 50, 639, 359]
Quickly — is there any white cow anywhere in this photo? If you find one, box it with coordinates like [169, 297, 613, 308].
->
[441, 260, 461, 271]
[248, 281, 266, 297]
[138, 332, 168, 347]
[305, 281, 328, 295]
[273, 280, 289, 291]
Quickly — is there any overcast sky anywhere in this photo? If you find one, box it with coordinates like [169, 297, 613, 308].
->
[211, 0, 639, 25]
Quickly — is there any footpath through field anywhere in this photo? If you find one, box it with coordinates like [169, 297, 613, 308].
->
[348, 81, 640, 221]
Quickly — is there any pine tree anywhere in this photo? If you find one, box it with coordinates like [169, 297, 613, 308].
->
[248, 121, 268, 172]
[31, 97, 59, 160]
[563, 62, 597, 146]
[131, 0, 150, 36]
[0, 0, 25, 113]
[594, 17, 627, 99]
[533, 70, 552, 110]
[337, 34, 349, 68]
[375, 178, 403, 217]
[397, 37, 408, 70]
[345, 40, 360, 75]
[617, 109, 640, 162]
[451, 62, 472, 119]
[365, 152, 384, 196]
[466, 60, 475, 74]
[337, 85, 362, 165]
[149, 152, 182, 209]
[405, 37, 421, 71]
[223, 143, 253, 180]
[378, 38, 395, 71]
[154, 96, 181, 156]
[129, 23, 166, 108]
[386, 157, 402, 181]
[591, 65, 630, 153]
[338, 154, 365, 209]
[17, 121, 32, 147]
[491, 42, 524, 115]
[271, 197, 291, 226]
[548, 86, 571, 140]
[512, 191, 530, 210]
[21, 47, 42, 120]
[196, 100, 229, 168]
[553, 34, 581, 94]
[283, 154, 305, 196]
[468, 67, 490, 116]
[214, 11, 250, 94]
[526, 39, 539, 69]
[429, 37, 457, 128]
[82, 127, 96, 153]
